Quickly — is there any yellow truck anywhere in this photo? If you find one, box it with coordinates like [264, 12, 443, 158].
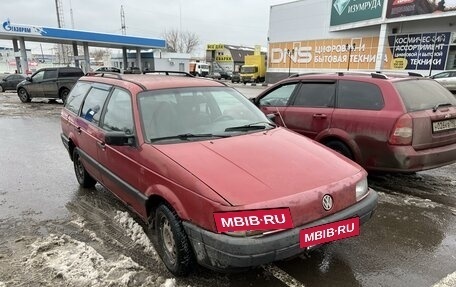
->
[240, 54, 266, 83]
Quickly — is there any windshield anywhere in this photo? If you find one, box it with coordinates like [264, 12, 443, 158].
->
[241, 66, 258, 73]
[138, 87, 273, 142]
[394, 79, 456, 112]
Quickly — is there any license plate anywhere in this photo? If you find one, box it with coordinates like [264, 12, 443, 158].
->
[300, 217, 359, 248]
[433, 119, 456, 133]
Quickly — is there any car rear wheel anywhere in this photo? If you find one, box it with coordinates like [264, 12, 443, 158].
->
[0, 85, 4, 92]
[60, 88, 70, 104]
[18, 88, 31, 103]
[325, 140, 354, 160]
[72, 149, 97, 188]
[154, 204, 194, 276]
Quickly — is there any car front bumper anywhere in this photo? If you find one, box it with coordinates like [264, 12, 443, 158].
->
[183, 188, 378, 271]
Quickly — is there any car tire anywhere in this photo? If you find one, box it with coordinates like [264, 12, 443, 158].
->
[72, 149, 97, 188]
[154, 204, 194, 276]
[325, 140, 354, 160]
[0, 85, 4, 92]
[60, 88, 70, 104]
[17, 88, 31, 103]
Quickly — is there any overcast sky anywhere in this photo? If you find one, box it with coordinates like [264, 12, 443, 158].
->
[0, 0, 293, 56]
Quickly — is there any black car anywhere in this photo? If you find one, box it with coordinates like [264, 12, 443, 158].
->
[231, 72, 240, 83]
[16, 67, 84, 103]
[0, 74, 25, 92]
[95, 66, 121, 73]
[123, 67, 141, 74]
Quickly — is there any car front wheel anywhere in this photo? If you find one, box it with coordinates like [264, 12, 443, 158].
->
[60, 88, 70, 104]
[0, 85, 4, 92]
[17, 88, 31, 103]
[154, 204, 194, 276]
[73, 149, 97, 188]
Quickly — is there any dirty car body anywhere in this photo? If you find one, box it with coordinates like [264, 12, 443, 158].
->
[254, 72, 456, 173]
[60, 73, 378, 275]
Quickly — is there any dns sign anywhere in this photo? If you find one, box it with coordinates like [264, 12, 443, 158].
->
[270, 47, 312, 64]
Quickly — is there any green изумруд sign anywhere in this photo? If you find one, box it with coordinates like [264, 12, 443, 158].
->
[330, 0, 383, 26]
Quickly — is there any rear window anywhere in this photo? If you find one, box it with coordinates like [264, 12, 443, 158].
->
[394, 79, 456, 112]
[59, 68, 84, 78]
[337, 80, 384, 110]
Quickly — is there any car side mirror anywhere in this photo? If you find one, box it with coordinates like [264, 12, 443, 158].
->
[26, 77, 31, 82]
[266, 113, 276, 122]
[104, 132, 135, 146]
[2, 78, 6, 82]
[249, 97, 258, 106]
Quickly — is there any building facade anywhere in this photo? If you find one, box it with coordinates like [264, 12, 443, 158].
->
[267, 0, 456, 82]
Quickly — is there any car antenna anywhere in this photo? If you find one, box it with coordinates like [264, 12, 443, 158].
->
[275, 106, 287, 128]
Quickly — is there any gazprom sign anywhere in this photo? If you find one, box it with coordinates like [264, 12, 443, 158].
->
[2, 19, 44, 35]
[0, 19, 166, 49]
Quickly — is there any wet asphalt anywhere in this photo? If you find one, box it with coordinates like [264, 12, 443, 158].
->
[0, 86, 455, 287]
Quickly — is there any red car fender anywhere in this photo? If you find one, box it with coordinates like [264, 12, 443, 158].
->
[144, 184, 191, 221]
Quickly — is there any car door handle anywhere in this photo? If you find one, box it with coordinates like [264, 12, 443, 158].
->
[96, 141, 106, 150]
[76, 126, 81, 134]
[313, 113, 327, 119]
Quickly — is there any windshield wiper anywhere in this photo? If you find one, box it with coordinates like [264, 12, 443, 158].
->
[432, 103, 453, 112]
[151, 133, 230, 142]
[224, 121, 276, 132]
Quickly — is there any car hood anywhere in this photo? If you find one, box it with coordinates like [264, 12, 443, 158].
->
[154, 128, 363, 206]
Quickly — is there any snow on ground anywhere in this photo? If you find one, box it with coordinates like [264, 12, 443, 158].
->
[378, 191, 440, 209]
[24, 234, 166, 287]
[114, 211, 157, 256]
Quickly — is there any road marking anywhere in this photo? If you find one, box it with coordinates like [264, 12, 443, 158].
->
[432, 271, 456, 287]
[263, 264, 305, 287]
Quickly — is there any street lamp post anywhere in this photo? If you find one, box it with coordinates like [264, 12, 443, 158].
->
[286, 48, 294, 77]
[346, 43, 356, 71]
[429, 38, 437, 77]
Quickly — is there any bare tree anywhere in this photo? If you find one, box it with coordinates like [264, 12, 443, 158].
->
[90, 48, 111, 63]
[162, 29, 200, 54]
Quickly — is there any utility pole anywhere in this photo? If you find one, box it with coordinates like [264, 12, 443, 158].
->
[69, 0, 75, 29]
[121, 5, 126, 35]
[55, 0, 69, 64]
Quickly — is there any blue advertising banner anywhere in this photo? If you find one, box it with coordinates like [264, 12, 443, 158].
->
[387, 32, 451, 70]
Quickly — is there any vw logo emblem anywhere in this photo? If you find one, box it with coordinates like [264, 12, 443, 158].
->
[322, 194, 333, 211]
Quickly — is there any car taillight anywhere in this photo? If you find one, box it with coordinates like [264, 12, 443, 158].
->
[389, 114, 413, 145]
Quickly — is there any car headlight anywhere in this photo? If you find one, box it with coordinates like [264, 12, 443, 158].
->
[356, 177, 369, 201]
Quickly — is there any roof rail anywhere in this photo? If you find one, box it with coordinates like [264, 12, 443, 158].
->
[408, 72, 423, 77]
[143, 70, 194, 77]
[85, 71, 123, 79]
[371, 72, 388, 79]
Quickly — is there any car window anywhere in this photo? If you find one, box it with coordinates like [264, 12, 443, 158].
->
[394, 79, 456, 112]
[337, 80, 384, 110]
[102, 89, 134, 134]
[292, 82, 335, 107]
[32, 70, 45, 82]
[432, 72, 450, 79]
[59, 69, 84, 77]
[65, 82, 92, 114]
[43, 70, 58, 80]
[259, 83, 298, 107]
[139, 87, 269, 141]
[80, 86, 110, 124]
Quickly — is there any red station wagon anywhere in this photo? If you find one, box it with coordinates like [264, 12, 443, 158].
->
[60, 72, 377, 275]
[254, 72, 456, 172]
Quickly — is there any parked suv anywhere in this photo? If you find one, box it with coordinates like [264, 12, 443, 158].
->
[254, 72, 456, 172]
[17, 67, 84, 103]
[60, 72, 377, 275]
[0, 73, 25, 92]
